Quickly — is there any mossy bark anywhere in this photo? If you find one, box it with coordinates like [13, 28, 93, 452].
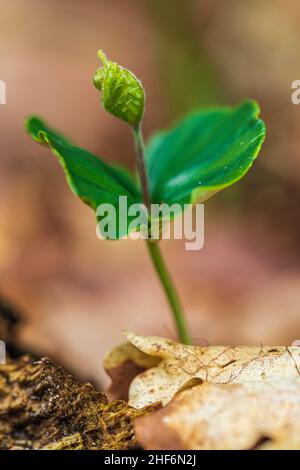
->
[0, 356, 155, 450]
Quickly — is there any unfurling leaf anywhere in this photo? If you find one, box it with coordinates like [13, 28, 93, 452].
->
[146, 100, 266, 206]
[93, 50, 145, 128]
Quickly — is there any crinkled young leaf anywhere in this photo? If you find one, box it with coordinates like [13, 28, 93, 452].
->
[93, 50, 145, 127]
[26, 117, 141, 239]
[146, 100, 266, 206]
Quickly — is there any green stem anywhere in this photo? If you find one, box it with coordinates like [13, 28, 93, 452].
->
[146, 241, 191, 344]
[132, 124, 151, 211]
[133, 123, 191, 345]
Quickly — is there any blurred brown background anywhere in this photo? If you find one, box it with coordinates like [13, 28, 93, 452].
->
[1, 0, 300, 387]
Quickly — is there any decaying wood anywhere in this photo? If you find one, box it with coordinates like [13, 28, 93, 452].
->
[106, 332, 300, 450]
[0, 355, 155, 450]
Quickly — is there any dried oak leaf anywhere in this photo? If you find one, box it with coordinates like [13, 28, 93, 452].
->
[123, 332, 300, 409]
[105, 332, 300, 450]
[135, 380, 300, 450]
[0, 355, 155, 450]
[104, 340, 160, 400]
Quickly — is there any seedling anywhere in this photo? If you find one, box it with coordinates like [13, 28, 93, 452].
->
[26, 51, 266, 344]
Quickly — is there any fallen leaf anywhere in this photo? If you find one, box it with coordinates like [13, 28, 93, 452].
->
[135, 380, 300, 450]
[104, 340, 160, 400]
[124, 332, 300, 409]
[114, 332, 300, 449]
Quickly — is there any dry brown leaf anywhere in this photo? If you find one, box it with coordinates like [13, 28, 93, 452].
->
[123, 332, 300, 409]
[122, 332, 300, 408]
[104, 340, 160, 400]
[104, 332, 300, 449]
[135, 381, 300, 450]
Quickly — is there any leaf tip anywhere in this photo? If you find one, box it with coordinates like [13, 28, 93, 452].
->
[123, 330, 137, 342]
[97, 49, 108, 65]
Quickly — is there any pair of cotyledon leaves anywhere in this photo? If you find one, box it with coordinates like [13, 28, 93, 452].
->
[26, 54, 266, 239]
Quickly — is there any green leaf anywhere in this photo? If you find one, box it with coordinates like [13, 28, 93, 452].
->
[145, 100, 266, 206]
[93, 50, 145, 128]
[26, 117, 141, 239]
[26, 100, 265, 240]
